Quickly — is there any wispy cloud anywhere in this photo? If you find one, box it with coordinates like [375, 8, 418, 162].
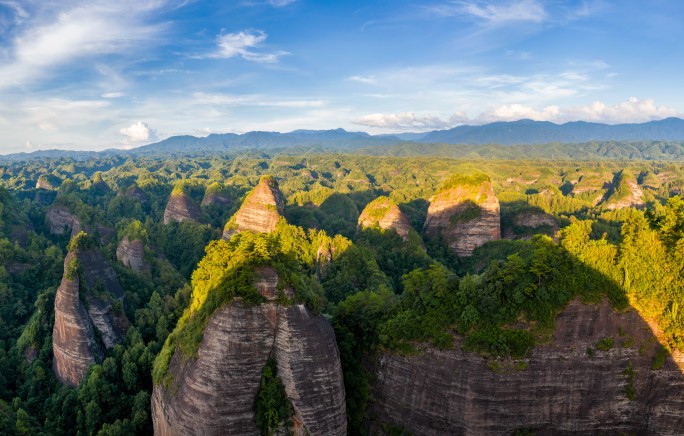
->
[354, 112, 457, 130]
[204, 30, 288, 63]
[269, 0, 296, 7]
[0, 1, 169, 90]
[426, 0, 547, 25]
[193, 92, 324, 108]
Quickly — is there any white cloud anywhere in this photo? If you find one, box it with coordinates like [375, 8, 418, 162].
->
[192, 92, 325, 108]
[348, 75, 378, 85]
[428, 0, 547, 24]
[269, 0, 296, 6]
[354, 112, 454, 130]
[101, 92, 125, 98]
[354, 98, 682, 131]
[120, 121, 157, 143]
[208, 30, 287, 63]
[0, 1, 168, 90]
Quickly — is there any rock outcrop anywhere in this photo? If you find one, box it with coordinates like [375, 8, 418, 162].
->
[223, 176, 285, 240]
[53, 243, 128, 387]
[357, 196, 413, 241]
[603, 170, 645, 210]
[152, 267, 346, 435]
[116, 236, 149, 273]
[505, 210, 559, 240]
[46, 206, 82, 236]
[163, 191, 201, 224]
[125, 185, 149, 203]
[36, 174, 59, 190]
[424, 174, 501, 256]
[370, 299, 684, 435]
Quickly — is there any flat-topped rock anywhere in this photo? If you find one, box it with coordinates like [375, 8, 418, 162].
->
[424, 174, 501, 256]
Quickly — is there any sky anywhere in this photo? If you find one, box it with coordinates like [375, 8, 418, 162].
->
[0, 0, 684, 153]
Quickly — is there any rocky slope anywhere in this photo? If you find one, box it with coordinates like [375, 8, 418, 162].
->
[125, 185, 149, 203]
[357, 196, 413, 241]
[163, 191, 201, 224]
[223, 176, 285, 240]
[53, 244, 128, 387]
[116, 236, 150, 273]
[370, 299, 684, 435]
[424, 175, 501, 256]
[603, 170, 645, 210]
[46, 206, 82, 236]
[152, 267, 346, 435]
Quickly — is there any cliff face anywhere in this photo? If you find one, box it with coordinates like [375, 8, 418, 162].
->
[152, 267, 346, 435]
[603, 171, 645, 210]
[357, 197, 413, 241]
[163, 192, 201, 224]
[116, 236, 149, 273]
[125, 185, 149, 203]
[52, 254, 104, 387]
[53, 249, 128, 387]
[504, 210, 559, 240]
[370, 299, 684, 435]
[424, 180, 501, 256]
[223, 177, 285, 240]
[46, 206, 82, 236]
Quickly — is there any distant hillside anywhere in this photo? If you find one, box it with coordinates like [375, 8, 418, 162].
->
[419, 118, 684, 145]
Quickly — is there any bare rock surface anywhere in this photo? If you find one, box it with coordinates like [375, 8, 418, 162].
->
[125, 185, 149, 203]
[358, 196, 413, 241]
[53, 249, 128, 387]
[370, 299, 684, 435]
[603, 171, 645, 210]
[116, 236, 149, 273]
[152, 267, 346, 436]
[424, 179, 501, 256]
[201, 191, 232, 208]
[223, 177, 285, 240]
[163, 192, 201, 224]
[46, 206, 82, 236]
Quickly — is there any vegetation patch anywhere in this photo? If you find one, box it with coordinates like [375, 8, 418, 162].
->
[254, 357, 293, 435]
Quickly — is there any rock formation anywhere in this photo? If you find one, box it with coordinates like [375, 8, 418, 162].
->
[46, 206, 82, 236]
[36, 174, 59, 190]
[152, 267, 346, 435]
[222, 176, 285, 240]
[201, 183, 232, 208]
[603, 170, 645, 210]
[53, 240, 128, 387]
[125, 185, 149, 203]
[163, 191, 201, 224]
[357, 196, 413, 241]
[505, 210, 559, 240]
[370, 299, 684, 435]
[424, 174, 501, 256]
[116, 236, 150, 273]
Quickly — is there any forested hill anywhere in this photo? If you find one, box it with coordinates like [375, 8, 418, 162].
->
[4, 119, 684, 162]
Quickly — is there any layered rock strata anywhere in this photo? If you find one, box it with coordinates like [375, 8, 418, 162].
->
[152, 267, 346, 435]
[370, 299, 684, 435]
[357, 196, 413, 241]
[163, 192, 201, 224]
[46, 206, 82, 236]
[424, 178, 501, 256]
[223, 177, 285, 240]
[53, 249, 128, 387]
[116, 236, 150, 273]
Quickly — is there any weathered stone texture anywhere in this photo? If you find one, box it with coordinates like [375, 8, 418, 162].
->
[223, 178, 285, 240]
[163, 193, 201, 224]
[116, 236, 149, 273]
[358, 197, 413, 241]
[152, 268, 346, 436]
[424, 181, 501, 256]
[46, 206, 82, 236]
[52, 250, 128, 387]
[370, 299, 684, 435]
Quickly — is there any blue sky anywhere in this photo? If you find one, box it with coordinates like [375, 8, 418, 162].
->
[0, 0, 683, 152]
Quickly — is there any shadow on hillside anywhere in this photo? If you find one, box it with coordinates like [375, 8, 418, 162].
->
[369, 240, 684, 435]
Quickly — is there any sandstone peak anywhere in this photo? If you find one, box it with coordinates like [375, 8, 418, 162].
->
[223, 176, 285, 240]
[46, 205, 82, 237]
[124, 185, 149, 203]
[53, 239, 128, 387]
[358, 196, 413, 241]
[152, 265, 346, 435]
[163, 184, 202, 224]
[116, 236, 150, 273]
[424, 173, 501, 256]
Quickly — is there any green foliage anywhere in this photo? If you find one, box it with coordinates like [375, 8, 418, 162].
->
[624, 362, 637, 400]
[440, 171, 490, 190]
[67, 231, 97, 252]
[651, 346, 669, 370]
[595, 337, 614, 351]
[254, 357, 293, 435]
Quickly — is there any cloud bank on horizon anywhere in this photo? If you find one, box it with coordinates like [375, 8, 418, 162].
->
[0, 0, 683, 152]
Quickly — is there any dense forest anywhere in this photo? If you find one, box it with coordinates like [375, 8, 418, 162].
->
[0, 152, 683, 434]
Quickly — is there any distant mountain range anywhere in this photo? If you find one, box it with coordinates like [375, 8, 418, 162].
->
[4, 118, 684, 161]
